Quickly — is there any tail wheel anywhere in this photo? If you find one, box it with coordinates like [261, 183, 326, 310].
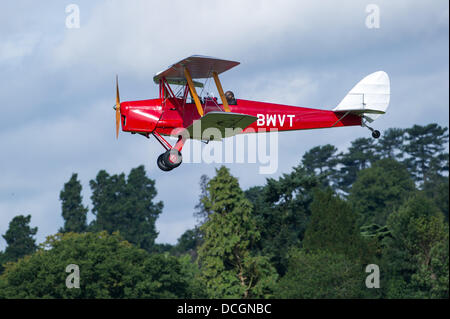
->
[163, 149, 182, 169]
[157, 153, 173, 171]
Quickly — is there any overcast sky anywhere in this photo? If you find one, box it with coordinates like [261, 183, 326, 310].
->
[0, 0, 448, 249]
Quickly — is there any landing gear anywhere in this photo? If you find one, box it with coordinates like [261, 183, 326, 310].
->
[157, 153, 172, 171]
[157, 150, 183, 171]
[152, 132, 185, 171]
[362, 121, 381, 139]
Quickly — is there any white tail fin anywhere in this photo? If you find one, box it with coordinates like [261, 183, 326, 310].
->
[333, 71, 390, 122]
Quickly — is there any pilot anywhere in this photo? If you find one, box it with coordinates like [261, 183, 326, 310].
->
[225, 90, 237, 105]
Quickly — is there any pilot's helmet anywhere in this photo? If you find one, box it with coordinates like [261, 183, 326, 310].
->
[225, 91, 235, 100]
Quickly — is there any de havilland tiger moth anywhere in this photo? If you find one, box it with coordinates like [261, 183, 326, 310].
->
[113, 55, 390, 171]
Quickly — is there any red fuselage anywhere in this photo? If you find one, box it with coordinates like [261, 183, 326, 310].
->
[119, 97, 362, 137]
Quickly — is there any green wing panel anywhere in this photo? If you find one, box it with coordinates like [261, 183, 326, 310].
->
[186, 112, 257, 141]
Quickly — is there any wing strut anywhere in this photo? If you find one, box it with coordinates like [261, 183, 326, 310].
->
[184, 67, 204, 117]
[212, 71, 230, 112]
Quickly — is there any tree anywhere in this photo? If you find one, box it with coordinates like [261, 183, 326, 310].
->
[301, 144, 339, 187]
[422, 175, 449, 221]
[89, 166, 163, 251]
[245, 165, 319, 275]
[383, 193, 449, 298]
[349, 159, 416, 226]
[197, 166, 277, 298]
[337, 137, 380, 192]
[376, 127, 406, 160]
[193, 174, 211, 225]
[275, 249, 364, 298]
[177, 254, 207, 298]
[303, 189, 372, 263]
[0, 232, 193, 298]
[403, 124, 449, 184]
[59, 173, 88, 233]
[360, 223, 391, 259]
[1, 215, 37, 267]
[172, 227, 202, 259]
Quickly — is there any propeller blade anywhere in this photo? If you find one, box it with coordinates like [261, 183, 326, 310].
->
[115, 75, 120, 139]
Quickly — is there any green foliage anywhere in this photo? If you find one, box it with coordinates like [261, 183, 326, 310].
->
[172, 228, 202, 259]
[197, 166, 277, 298]
[303, 189, 373, 263]
[360, 224, 391, 259]
[246, 165, 319, 275]
[0, 232, 192, 298]
[376, 128, 406, 160]
[177, 254, 207, 298]
[153, 243, 174, 254]
[89, 165, 163, 251]
[302, 144, 339, 187]
[1, 123, 448, 299]
[194, 174, 211, 225]
[275, 249, 364, 298]
[422, 175, 449, 221]
[349, 159, 416, 226]
[384, 193, 449, 298]
[0, 253, 4, 274]
[59, 173, 88, 233]
[360, 224, 391, 241]
[1, 215, 37, 267]
[337, 137, 380, 192]
[403, 124, 449, 184]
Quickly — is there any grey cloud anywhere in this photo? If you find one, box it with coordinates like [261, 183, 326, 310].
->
[0, 0, 448, 246]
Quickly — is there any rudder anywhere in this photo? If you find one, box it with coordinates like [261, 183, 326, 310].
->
[333, 71, 390, 122]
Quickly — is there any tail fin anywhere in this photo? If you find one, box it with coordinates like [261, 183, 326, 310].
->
[333, 71, 390, 122]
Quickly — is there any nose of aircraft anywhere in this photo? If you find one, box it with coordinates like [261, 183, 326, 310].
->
[115, 75, 121, 139]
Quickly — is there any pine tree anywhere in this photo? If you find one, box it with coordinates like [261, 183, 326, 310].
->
[59, 173, 88, 233]
[193, 174, 211, 225]
[197, 166, 277, 298]
[337, 137, 380, 192]
[1, 215, 37, 263]
[302, 145, 338, 174]
[376, 127, 406, 160]
[89, 166, 163, 251]
[403, 124, 449, 184]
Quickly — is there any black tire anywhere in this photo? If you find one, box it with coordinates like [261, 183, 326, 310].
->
[157, 153, 173, 171]
[162, 149, 182, 169]
[372, 130, 381, 139]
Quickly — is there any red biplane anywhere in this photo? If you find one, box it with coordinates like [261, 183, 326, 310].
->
[114, 55, 390, 171]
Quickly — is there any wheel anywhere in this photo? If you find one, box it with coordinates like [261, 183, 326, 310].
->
[372, 130, 381, 139]
[157, 153, 173, 171]
[162, 149, 182, 169]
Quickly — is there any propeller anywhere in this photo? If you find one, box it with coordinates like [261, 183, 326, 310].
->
[115, 75, 120, 139]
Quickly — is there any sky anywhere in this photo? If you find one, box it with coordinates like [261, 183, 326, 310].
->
[0, 0, 448, 249]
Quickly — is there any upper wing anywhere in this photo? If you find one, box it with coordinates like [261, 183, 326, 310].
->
[153, 55, 240, 86]
[185, 111, 257, 141]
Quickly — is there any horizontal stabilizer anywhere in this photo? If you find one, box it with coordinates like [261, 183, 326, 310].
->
[186, 111, 257, 141]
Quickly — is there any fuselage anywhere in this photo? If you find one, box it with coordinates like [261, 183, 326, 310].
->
[119, 97, 362, 137]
